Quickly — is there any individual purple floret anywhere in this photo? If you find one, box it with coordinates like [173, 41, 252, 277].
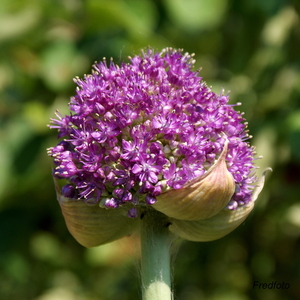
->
[48, 48, 257, 214]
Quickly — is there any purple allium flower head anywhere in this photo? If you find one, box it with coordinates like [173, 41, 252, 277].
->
[48, 48, 258, 219]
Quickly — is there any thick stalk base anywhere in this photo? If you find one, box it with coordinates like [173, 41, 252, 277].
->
[140, 209, 173, 300]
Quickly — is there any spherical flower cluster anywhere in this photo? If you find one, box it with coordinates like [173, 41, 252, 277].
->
[48, 48, 257, 221]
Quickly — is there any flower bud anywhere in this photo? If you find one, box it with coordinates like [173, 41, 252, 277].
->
[47, 48, 267, 246]
[153, 139, 235, 220]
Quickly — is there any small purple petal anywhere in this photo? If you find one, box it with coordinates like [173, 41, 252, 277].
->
[62, 184, 76, 198]
[127, 207, 138, 218]
[145, 194, 156, 205]
[132, 164, 143, 174]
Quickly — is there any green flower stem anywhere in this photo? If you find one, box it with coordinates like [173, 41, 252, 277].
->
[141, 209, 173, 300]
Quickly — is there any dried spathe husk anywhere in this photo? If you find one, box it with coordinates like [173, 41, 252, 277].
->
[56, 187, 139, 248]
[167, 168, 272, 241]
[168, 202, 254, 241]
[153, 140, 235, 220]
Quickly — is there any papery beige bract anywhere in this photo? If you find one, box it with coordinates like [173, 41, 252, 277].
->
[167, 168, 272, 241]
[56, 184, 139, 247]
[153, 140, 235, 220]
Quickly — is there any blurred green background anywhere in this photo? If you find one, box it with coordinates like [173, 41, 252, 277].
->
[1, 0, 300, 299]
